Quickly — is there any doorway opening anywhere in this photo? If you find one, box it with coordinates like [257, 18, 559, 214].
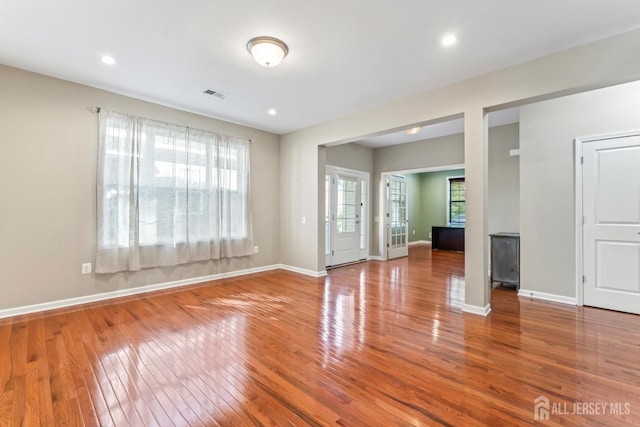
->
[380, 165, 465, 260]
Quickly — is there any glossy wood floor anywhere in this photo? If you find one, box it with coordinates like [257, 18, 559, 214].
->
[2, 246, 640, 426]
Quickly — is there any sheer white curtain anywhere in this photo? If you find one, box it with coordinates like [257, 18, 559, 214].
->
[96, 111, 253, 273]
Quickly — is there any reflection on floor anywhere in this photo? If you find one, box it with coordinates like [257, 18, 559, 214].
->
[1, 245, 639, 425]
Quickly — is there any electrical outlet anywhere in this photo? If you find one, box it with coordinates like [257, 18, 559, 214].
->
[81, 263, 92, 274]
[412, 230, 415, 235]
[428, 231, 432, 239]
[253, 246, 259, 254]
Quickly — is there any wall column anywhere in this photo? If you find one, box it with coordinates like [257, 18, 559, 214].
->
[463, 108, 491, 315]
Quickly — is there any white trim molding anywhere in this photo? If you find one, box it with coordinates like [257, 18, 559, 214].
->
[408, 240, 431, 246]
[518, 289, 577, 306]
[367, 255, 384, 261]
[0, 264, 316, 320]
[278, 264, 327, 278]
[462, 304, 491, 316]
[575, 136, 585, 306]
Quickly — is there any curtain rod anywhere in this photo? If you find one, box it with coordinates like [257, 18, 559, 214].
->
[88, 106, 253, 142]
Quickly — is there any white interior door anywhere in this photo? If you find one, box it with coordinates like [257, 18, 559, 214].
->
[326, 168, 369, 267]
[583, 134, 640, 314]
[387, 175, 408, 259]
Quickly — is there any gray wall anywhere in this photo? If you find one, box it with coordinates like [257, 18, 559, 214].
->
[0, 64, 281, 311]
[326, 142, 374, 174]
[520, 79, 640, 297]
[489, 124, 520, 234]
[374, 133, 465, 173]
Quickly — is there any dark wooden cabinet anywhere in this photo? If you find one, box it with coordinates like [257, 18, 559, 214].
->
[490, 233, 520, 290]
[432, 226, 465, 251]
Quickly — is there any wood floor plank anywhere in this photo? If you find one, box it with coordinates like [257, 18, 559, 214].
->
[3, 246, 640, 425]
[0, 391, 11, 426]
[0, 321, 13, 394]
[103, 303, 222, 426]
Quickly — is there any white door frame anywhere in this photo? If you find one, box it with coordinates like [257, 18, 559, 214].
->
[380, 164, 464, 260]
[574, 129, 640, 307]
[326, 165, 370, 266]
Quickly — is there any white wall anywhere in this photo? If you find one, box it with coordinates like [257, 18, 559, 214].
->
[0, 64, 281, 311]
[520, 79, 640, 298]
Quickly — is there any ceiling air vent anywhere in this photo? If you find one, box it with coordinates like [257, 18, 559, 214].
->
[202, 89, 227, 101]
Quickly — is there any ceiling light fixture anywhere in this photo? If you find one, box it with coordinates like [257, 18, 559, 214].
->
[247, 36, 289, 67]
[101, 55, 116, 65]
[405, 126, 422, 135]
[267, 108, 277, 116]
[441, 34, 457, 47]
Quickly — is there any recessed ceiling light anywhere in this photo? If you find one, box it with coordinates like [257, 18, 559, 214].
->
[405, 126, 422, 135]
[441, 34, 457, 47]
[267, 108, 277, 116]
[101, 55, 116, 65]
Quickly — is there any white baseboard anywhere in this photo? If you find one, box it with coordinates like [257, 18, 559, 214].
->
[518, 289, 577, 305]
[409, 240, 431, 246]
[277, 264, 327, 278]
[0, 264, 288, 320]
[462, 304, 492, 316]
[367, 255, 384, 261]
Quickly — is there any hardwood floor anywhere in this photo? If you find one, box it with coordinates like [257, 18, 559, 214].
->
[2, 245, 640, 426]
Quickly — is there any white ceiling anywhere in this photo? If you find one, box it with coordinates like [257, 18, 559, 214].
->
[1, 1, 640, 135]
[355, 108, 520, 148]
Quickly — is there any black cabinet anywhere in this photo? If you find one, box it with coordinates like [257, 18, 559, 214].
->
[490, 233, 520, 290]
[432, 226, 465, 251]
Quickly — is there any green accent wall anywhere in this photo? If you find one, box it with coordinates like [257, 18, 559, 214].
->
[407, 169, 465, 242]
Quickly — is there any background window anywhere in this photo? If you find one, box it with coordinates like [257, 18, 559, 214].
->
[448, 177, 465, 225]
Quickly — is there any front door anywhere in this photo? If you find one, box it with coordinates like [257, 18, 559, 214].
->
[326, 167, 368, 267]
[387, 175, 409, 259]
[583, 133, 640, 314]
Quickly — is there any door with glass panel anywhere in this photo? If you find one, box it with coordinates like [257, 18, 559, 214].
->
[325, 167, 368, 267]
[387, 175, 409, 259]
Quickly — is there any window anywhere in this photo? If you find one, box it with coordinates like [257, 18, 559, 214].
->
[96, 111, 252, 273]
[448, 177, 465, 225]
[336, 176, 357, 233]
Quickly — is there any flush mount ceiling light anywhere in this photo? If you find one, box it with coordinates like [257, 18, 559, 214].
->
[247, 36, 289, 67]
[267, 108, 277, 116]
[405, 126, 422, 135]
